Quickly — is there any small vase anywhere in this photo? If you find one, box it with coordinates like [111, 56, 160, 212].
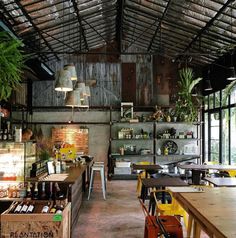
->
[166, 116, 171, 122]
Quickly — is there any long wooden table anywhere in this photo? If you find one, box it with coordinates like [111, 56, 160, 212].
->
[173, 187, 236, 238]
[204, 177, 236, 187]
[177, 164, 236, 184]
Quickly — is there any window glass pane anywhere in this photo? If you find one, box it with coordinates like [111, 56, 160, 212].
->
[210, 113, 219, 163]
[204, 96, 208, 110]
[204, 113, 208, 162]
[230, 85, 236, 104]
[209, 94, 214, 109]
[231, 107, 236, 165]
[222, 109, 229, 165]
[215, 91, 220, 108]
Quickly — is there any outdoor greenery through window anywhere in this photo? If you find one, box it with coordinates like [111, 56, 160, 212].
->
[204, 86, 236, 165]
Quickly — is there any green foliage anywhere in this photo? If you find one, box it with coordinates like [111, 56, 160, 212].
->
[0, 31, 26, 101]
[175, 67, 202, 122]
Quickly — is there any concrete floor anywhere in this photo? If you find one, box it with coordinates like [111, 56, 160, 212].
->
[72, 179, 209, 238]
[72, 180, 144, 238]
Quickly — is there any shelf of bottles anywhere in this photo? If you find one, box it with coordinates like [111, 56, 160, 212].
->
[6, 181, 68, 214]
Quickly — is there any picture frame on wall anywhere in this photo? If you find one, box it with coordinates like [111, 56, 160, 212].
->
[121, 102, 133, 121]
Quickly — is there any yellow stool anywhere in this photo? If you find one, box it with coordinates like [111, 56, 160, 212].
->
[136, 161, 151, 197]
[152, 189, 188, 230]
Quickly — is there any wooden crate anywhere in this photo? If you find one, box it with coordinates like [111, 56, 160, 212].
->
[1, 202, 71, 238]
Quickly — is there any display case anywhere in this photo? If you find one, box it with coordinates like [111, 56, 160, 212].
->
[0, 141, 37, 199]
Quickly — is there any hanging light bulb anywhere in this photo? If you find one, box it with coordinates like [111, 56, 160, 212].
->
[55, 69, 73, 91]
[64, 64, 77, 81]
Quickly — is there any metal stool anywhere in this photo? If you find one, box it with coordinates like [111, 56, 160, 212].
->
[87, 162, 106, 200]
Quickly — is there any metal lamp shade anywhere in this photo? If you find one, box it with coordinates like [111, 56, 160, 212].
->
[204, 80, 212, 91]
[77, 82, 86, 96]
[227, 66, 236, 81]
[55, 69, 73, 91]
[64, 64, 77, 81]
[65, 89, 81, 107]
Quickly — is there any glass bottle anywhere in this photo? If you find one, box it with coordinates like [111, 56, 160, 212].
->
[32, 182, 39, 200]
[26, 182, 32, 199]
[26, 201, 35, 213]
[41, 201, 51, 213]
[40, 182, 47, 200]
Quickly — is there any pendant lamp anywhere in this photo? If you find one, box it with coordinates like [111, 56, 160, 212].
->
[204, 80, 212, 91]
[65, 89, 81, 107]
[227, 66, 236, 81]
[85, 85, 91, 97]
[64, 64, 78, 81]
[55, 69, 73, 92]
[77, 82, 86, 96]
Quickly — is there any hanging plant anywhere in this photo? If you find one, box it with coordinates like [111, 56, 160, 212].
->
[175, 67, 202, 123]
[0, 31, 27, 101]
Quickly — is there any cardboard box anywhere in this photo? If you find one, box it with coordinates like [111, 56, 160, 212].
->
[1, 201, 71, 238]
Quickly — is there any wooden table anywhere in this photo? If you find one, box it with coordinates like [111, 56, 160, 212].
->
[141, 177, 188, 215]
[177, 164, 236, 185]
[132, 164, 163, 178]
[173, 188, 236, 238]
[204, 177, 236, 187]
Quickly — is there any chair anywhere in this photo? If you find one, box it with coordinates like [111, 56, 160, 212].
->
[87, 162, 106, 200]
[136, 161, 152, 197]
[152, 189, 188, 230]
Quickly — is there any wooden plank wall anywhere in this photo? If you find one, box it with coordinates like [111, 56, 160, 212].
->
[31, 54, 178, 107]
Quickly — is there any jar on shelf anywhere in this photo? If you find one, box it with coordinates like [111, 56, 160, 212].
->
[163, 147, 168, 156]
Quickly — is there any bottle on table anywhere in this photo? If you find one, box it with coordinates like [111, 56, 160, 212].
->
[26, 182, 32, 199]
[32, 182, 39, 200]
[54, 182, 64, 200]
[40, 182, 47, 200]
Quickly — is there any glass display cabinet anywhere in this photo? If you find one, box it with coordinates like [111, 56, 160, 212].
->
[0, 141, 37, 199]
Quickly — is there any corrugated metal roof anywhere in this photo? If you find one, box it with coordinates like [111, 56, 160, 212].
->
[1, 0, 236, 66]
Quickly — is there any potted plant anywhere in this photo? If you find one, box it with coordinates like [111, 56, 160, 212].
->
[175, 67, 202, 123]
[0, 31, 26, 101]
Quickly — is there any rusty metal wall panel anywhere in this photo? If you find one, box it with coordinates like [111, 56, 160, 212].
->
[32, 62, 121, 107]
[122, 63, 136, 104]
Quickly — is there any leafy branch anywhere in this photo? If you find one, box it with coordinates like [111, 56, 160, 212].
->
[0, 31, 26, 101]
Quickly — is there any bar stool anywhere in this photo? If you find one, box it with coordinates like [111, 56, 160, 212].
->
[87, 162, 106, 200]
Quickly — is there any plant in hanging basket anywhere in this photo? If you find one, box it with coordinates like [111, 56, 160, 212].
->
[0, 31, 27, 101]
[175, 67, 202, 123]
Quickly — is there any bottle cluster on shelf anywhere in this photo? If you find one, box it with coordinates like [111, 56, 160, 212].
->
[6, 181, 68, 214]
[8, 199, 66, 214]
[0, 181, 67, 200]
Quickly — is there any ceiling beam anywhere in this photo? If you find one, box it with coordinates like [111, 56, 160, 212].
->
[70, 0, 89, 51]
[178, 0, 233, 59]
[147, 0, 173, 52]
[116, 0, 124, 53]
[14, 1, 59, 61]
